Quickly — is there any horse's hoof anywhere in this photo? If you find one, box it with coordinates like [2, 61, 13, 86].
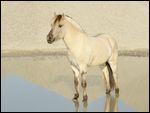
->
[72, 98, 78, 101]
[115, 88, 119, 94]
[115, 88, 119, 96]
[82, 95, 88, 102]
[106, 89, 111, 94]
[73, 93, 79, 100]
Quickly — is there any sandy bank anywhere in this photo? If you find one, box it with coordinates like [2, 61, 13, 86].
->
[1, 48, 149, 57]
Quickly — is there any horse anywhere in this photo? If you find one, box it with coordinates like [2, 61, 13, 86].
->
[47, 13, 119, 102]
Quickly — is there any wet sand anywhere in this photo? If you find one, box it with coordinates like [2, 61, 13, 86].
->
[1, 56, 149, 111]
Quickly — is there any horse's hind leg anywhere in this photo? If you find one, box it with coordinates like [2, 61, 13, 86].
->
[71, 65, 80, 100]
[108, 54, 119, 95]
[102, 65, 111, 94]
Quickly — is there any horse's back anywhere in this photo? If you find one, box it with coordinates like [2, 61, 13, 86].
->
[94, 33, 118, 54]
[95, 33, 117, 47]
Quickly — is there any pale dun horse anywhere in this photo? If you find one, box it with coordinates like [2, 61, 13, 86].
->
[47, 13, 119, 102]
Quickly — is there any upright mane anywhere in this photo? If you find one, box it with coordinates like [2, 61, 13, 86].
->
[65, 15, 85, 32]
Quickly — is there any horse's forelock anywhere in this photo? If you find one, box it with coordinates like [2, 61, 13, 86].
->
[54, 15, 62, 24]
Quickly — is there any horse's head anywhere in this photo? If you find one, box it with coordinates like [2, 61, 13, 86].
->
[47, 13, 66, 44]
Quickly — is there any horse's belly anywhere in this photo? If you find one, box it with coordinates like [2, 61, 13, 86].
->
[89, 54, 109, 66]
[88, 45, 111, 66]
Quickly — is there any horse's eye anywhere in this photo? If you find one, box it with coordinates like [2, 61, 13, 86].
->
[59, 25, 63, 28]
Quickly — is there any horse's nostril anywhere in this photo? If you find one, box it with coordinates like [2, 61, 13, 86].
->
[47, 39, 51, 44]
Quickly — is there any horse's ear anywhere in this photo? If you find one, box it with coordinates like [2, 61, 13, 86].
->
[54, 12, 56, 17]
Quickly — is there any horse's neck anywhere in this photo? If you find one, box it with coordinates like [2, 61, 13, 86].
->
[65, 16, 84, 32]
[63, 24, 86, 54]
[64, 30, 85, 49]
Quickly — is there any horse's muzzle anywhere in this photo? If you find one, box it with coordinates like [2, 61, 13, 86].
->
[47, 37, 55, 44]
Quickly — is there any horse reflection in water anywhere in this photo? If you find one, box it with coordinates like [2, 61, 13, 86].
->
[104, 94, 119, 112]
[73, 100, 88, 112]
[73, 94, 119, 112]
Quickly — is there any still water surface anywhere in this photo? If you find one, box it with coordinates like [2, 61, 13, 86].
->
[1, 56, 149, 112]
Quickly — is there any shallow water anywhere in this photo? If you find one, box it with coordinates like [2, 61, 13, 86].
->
[1, 56, 149, 112]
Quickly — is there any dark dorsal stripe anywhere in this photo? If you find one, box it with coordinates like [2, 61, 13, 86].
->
[54, 15, 62, 24]
[65, 15, 72, 19]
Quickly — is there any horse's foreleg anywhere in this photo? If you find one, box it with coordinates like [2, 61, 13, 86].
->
[81, 71, 88, 101]
[74, 76, 80, 100]
[71, 66, 80, 100]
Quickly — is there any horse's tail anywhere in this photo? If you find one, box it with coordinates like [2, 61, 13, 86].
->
[106, 62, 115, 90]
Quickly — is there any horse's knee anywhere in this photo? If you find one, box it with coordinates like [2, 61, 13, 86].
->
[80, 70, 87, 87]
